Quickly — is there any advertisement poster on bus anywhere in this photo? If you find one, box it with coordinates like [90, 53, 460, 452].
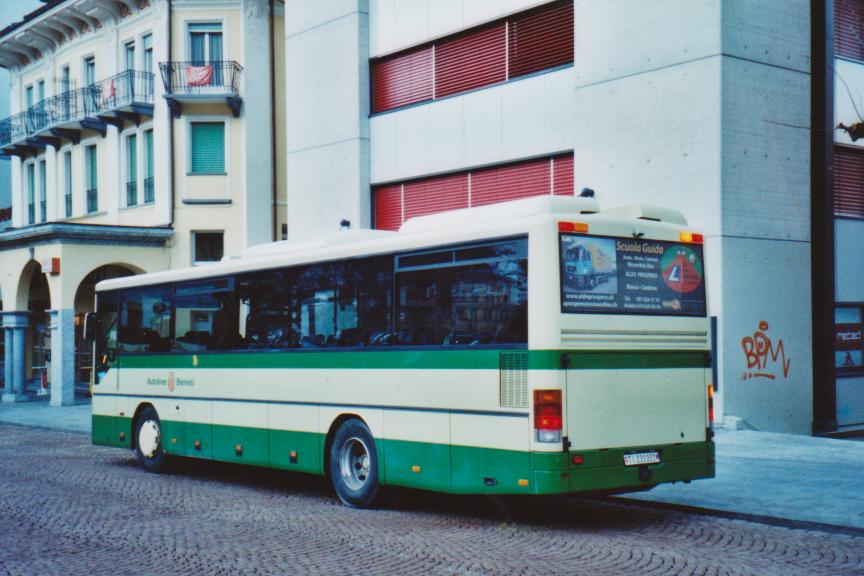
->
[559, 234, 706, 316]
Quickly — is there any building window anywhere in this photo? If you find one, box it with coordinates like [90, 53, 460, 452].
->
[836, 0, 864, 61]
[124, 41, 136, 71]
[373, 153, 574, 231]
[126, 134, 138, 206]
[192, 231, 224, 265]
[26, 163, 35, 224]
[144, 128, 154, 203]
[84, 56, 96, 86]
[25, 85, 33, 109]
[189, 23, 223, 63]
[189, 121, 225, 174]
[38, 159, 46, 222]
[143, 34, 154, 95]
[834, 146, 864, 219]
[64, 151, 72, 217]
[85, 144, 98, 213]
[371, 0, 573, 113]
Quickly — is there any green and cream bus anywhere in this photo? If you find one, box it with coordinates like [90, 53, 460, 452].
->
[89, 196, 715, 508]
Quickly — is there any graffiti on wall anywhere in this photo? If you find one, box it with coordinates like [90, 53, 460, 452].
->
[741, 320, 791, 381]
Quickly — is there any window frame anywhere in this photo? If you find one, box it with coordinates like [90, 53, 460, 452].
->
[186, 117, 229, 176]
[82, 140, 99, 214]
[191, 230, 225, 266]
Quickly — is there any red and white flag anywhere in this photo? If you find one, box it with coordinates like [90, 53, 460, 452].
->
[186, 65, 213, 86]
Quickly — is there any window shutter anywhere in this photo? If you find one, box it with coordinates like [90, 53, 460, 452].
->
[471, 157, 551, 207]
[435, 23, 506, 98]
[374, 184, 403, 231]
[127, 134, 137, 183]
[835, 147, 864, 218]
[190, 122, 225, 174]
[404, 173, 469, 220]
[508, 0, 574, 78]
[372, 46, 433, 113]
[145, 130, 154, 177]
[836, 0, 864, 60]
[87, 146, 98, 189]
[553, 154, 574, 195]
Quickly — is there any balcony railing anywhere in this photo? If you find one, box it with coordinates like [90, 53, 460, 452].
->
[144, 176, 154, 204]
[86, 188, 98, 214]
[0, 70, 154, 152]
[159, 61, 243, 117]
[126, 181, 138, 207]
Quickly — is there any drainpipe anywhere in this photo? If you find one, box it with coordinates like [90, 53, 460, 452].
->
[269, 0, 277, 241]
[168, 0, 175, 229]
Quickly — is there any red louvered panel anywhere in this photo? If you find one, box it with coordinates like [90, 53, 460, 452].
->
[374, 184, 403, 230]
[835, 148, 864, 218]
[404, 174, 469, 220]
[471, 158, 551, 207]
[836, 0, 864, 61]
[372, 46, 434, 113]
[435, 23, 507, 98]
[552, 154, 574, 195]
[508, 0, 574, 78]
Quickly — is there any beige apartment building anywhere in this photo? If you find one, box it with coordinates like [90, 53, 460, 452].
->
[0, 0, 285, 405]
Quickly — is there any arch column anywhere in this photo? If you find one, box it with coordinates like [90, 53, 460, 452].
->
[2, 312, 29, 403]
[49, 309, 76, 406]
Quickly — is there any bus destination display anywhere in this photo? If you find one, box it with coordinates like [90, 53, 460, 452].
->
[559, 234, 706, 316]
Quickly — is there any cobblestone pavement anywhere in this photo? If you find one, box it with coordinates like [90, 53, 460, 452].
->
[1, 425, 863, 576]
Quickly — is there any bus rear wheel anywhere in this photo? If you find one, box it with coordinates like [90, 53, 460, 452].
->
[330, 419, 381, 508]
[134, 406, 167, 473]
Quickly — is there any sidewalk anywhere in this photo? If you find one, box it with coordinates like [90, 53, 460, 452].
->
[623, 429, 864, 531]
[1, 400, 862, 530]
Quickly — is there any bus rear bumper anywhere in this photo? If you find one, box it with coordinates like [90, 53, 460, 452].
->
[531, 440, 715, 495]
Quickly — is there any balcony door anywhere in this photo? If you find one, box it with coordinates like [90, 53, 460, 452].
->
[189, 23, 223, 87]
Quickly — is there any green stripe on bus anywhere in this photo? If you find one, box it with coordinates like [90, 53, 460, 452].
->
[115, 349, 709, 371]
[92, 414, 713, 495]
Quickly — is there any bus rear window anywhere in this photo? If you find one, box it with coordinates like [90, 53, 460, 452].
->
[559, 233, 706, 316]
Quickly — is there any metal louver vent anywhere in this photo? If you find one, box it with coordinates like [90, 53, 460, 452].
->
[500, 352, 528, 408]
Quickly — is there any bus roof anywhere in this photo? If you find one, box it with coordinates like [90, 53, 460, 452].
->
[95, 196, 690, 293]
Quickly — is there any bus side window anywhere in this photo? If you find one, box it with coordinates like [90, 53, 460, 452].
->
[334, 256, 393, 348]
[395, 239, 528, 347]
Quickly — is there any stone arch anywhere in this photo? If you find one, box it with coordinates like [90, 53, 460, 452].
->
[14, 260, 50, 312]
[73, 263, 145, 314]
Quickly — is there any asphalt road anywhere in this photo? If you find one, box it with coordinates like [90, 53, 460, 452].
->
[1, 424, 863, 576]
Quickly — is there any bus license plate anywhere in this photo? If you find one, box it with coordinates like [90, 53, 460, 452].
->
[623, 451, 660, 466]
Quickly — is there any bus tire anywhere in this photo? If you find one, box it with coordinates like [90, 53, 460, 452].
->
[329, 419, 381, 508]
[134, 405, 167, 473]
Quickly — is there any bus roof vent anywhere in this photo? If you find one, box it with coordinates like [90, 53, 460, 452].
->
[600, 204, 687, 226]
[225, 229, 397, 260]
[399, 196, 600, 233]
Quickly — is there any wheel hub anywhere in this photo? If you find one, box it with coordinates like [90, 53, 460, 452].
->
[339, 436, 371, 491]
[138, 419, 160, 458]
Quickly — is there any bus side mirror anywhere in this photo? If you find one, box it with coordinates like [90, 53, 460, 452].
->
[83, 312, 98, 342]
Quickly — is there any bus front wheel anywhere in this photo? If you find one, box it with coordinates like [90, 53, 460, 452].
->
[329, 419, 381, 508]
[134, 405, 167, 473]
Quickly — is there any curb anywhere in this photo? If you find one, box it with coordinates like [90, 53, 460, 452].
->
[609, 496, 864, 537]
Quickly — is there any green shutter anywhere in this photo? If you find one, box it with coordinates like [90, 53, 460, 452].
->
[145, 130, 154, 177]
[190, 122, 225, 174]
[127, 134, 137, 182]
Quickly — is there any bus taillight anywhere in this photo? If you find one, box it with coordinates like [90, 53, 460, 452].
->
[534, 390, 562, 443]
[707, 385, 714, 426]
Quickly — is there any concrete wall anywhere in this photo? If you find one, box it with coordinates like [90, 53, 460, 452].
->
[285, 0, 370, 239]
[571, 0, 812, 433]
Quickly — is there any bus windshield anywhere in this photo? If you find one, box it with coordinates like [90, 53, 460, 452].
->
[559, 233, 706, 316]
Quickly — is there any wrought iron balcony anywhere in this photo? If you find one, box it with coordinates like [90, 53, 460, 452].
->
[159, 61, 243, 117]
[0, 70, 154, 157]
